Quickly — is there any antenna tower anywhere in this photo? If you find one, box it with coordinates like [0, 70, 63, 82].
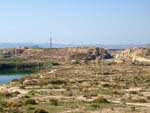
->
[50, 37, 52, 48]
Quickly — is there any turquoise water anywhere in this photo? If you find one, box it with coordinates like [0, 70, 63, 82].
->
[0, 74, 25, 85]
[0, 69, 37, 85]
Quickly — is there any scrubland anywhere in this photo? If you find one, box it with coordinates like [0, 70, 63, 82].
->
[0, 60, 150, 113]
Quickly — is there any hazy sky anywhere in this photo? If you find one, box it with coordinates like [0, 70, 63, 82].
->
[0, 0, 149, 44]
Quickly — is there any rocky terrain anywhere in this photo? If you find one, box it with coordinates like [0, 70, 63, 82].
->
[0, 47, 113, 61]
[116, 47, 150, 63]
[0, 47, 150, 113]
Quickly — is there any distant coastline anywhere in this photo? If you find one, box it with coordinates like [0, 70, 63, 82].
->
[0, 43, 149, 49]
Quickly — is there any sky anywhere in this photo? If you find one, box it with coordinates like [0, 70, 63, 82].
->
[0, 0, 149, 45]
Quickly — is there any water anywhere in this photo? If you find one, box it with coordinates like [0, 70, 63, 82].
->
[0, 74, 25, 85]
[0, 69, 37, 85]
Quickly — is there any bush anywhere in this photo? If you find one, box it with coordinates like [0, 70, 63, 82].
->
[129, 98, 147, 103]
[0, 100, 8, 107]
[129, 91, 138, 94]
[24, 99, 37, 105]
[50, 99, 58, 106]
[34, 108, 49, 113]
[72, 60, 80, 64]
[130, 106, 136, 111]
[81, 82, 90, 88]
[51, 62, 59, 66]
[91, 104, 100, 108]
[8, 100, 22, 107]
[10, 109, 23, 113]
[0, 106, 3, 111]
[28, 90, 38, 96]
[100, 82, 110, 87]
[93, 96, 109, 104]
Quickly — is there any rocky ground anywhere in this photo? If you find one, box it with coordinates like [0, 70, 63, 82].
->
[0, 60, 150, 113]
[0, 47, 113, 61]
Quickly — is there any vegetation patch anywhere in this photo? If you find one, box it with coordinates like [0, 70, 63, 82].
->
[50, 99, 58, 106]
[92, 96, 109, 104]
[128, 98, 148, 103]
[24, 99, 37, 105]
[34, 108, 49, 113]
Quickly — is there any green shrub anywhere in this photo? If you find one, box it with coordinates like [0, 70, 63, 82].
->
[50, 99, 58, 106]
[51, 62, 59, 66]
[0, 100, 8, 107]
[72, 60, 80, 64]
[93, 96, 109, 104]
[10, 109, 23, 113]
[130, 106, 136, 111]
[129, 91, 138, 94]
[28, 90, 38, 96]
[8, 100, 22, 107]
[91, 104, 100, 108]
[24, 99, 37, 105]
[34, 108, 49, 113]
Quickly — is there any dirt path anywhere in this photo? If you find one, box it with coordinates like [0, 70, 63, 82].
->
[109, 100, 150, 107]
[47, 69, 58, 74]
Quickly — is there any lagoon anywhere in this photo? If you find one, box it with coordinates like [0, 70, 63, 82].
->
[0, 69, 37, 85]
[0, 74, 25, 85]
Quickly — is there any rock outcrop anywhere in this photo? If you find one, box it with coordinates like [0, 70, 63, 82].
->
[116, 47, 150, 62]
[70, 47, 113, 60]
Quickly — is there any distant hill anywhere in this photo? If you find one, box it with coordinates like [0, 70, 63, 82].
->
[0, 43, 37, 49]
[0, 43, 150, 49]
[0, 43, 76, 49]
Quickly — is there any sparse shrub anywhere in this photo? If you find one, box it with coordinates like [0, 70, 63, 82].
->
[110, 107, 114, 111]
[19, 85, 25, 89]
[8, 100, 22, 107]
[11, 91, 20, 97]
[146, 96, 150, 100]
[100, 82, 110, 87]
[130, 106, 136, 111]
[51, 62, 59, 66]
[0, 90, 11, 97]
[0, 100, 8, 107]
[13, 91, 20, 95]
[0, 106, 3, 111]
[81, 82, 90, 88]
[112, 90, 120, 95]
[137, 98, 147, 103]
[103, 72, 110, 75]
[44, 61, 59, 68]
[29, 90, 38, 96]
[84, 94, 92, 99]
[91, 104, 100, 108]
[72, 60, 80, 64]
[11, 109, 23, 113]
[24, 99, 37, 105]
[11, 79, 19, 82]
[129, 98, 147, 103]
[24, 95, 30, 98]
[83, 60, 88, 64]
[28, 106, 36, 110]
[34, 108, 49, 113]
[50, 80, 67, 85]
[93, 96, 109, 104]
[100, 82, 117, 88]
[129, 91, 138, 94]
[50, 99, 58, 106]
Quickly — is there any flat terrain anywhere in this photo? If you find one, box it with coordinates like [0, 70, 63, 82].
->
[0, 60, 150, 113]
